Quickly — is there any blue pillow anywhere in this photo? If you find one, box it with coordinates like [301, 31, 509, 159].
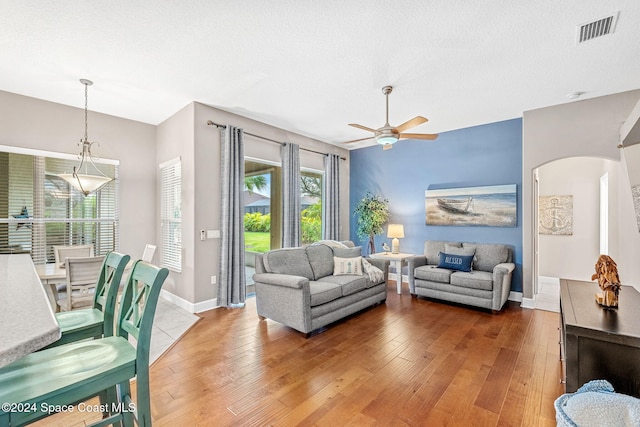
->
[437, 252, 474, 272]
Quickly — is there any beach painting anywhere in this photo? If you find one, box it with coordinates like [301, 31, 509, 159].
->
[425, 184, 517, 227]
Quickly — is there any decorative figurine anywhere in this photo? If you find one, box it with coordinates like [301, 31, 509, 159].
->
[382, 242, 391, 253]
[592, 254, 621, 308]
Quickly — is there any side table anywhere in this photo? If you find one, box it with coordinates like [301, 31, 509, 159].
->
[369, 252, 414, 294]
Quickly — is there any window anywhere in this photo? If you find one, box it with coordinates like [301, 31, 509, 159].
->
[244, 158, 280, 254]
[301, 169, 323, 245]
[0, 146, 118, 263]
[160, 158, 181, 272]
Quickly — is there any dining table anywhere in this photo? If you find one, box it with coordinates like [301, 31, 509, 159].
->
[0, 254, 61, 368]
[35, 262, 67, 311]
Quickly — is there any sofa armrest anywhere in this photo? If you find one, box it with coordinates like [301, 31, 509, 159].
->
[406, 256, 427, 294]
[253, 273, 309, 289]
[492, 262, 515, 311]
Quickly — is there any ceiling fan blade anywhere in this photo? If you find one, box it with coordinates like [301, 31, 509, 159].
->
[341, 136, 374, 144]
[399, 132, 439, 140]
[382, 144, 393, 151]
[348, 123, 377, 133]
[396, 116, 428, 133]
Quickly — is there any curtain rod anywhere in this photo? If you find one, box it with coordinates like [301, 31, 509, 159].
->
[207, 120, 346, 161]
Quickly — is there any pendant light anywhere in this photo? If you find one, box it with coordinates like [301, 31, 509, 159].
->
[59, 79, 113, 196]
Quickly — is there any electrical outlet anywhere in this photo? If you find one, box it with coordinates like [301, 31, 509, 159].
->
[211, 275, 216, 285]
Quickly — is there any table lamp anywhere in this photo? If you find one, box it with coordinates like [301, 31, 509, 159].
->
[387, 224, 405, 254]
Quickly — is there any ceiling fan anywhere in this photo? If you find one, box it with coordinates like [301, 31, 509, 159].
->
[343, 85, 438, 150]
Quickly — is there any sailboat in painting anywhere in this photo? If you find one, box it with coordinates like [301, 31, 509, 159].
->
[437, 197, 473, 214]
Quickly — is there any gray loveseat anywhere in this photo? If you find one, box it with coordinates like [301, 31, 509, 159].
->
[407, 240, 515, 312]
[253, 242, 389, 336]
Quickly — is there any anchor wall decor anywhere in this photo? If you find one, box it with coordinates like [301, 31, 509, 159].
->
[539, 195, 573, 235]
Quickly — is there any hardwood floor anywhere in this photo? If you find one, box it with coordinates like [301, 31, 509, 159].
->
[34, 282, 564, 426]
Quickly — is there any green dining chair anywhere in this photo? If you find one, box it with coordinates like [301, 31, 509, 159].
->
[44, 251, 130, 348]
[0, 260, 169, 427]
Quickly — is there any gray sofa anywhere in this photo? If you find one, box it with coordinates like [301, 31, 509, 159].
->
[407, 240, 515, 312]
[253, 242, 389, 336]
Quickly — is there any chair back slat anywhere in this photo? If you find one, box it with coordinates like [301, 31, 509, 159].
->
[53, 244, 94, 267]
[59, 256, 104, 311]
[141, 244, 157, 263]
[94, 251, 130, 336]
[116, 260, 169, 365]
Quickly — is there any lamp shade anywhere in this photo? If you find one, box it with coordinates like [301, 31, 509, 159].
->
[387, 224, 405, 238]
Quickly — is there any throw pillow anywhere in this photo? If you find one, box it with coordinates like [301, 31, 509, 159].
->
[333, 246, 362, 258]
[444, 244, 477, 271]
[437, 252, 474, 272]
[333, 256, 363, 276]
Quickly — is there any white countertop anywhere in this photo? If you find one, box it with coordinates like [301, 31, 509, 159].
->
[0, 254, 61, 368]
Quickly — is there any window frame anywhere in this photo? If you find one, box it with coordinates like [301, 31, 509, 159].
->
[159, 157, 182, 272]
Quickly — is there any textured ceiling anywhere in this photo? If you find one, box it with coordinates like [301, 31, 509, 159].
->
[1, 1, 639, 149]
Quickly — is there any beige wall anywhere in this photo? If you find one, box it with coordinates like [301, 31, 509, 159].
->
[157, 102, 350, 310]
[0, 90, 157, 259]
[537, 157, 619, 282]
[156, 103, 196, 303]
[523, 89, 640, 299]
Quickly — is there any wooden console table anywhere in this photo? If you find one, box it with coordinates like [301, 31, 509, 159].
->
[560, 278, 640, 397]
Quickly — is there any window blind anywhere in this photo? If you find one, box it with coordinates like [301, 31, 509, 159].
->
[160, 158, 181, 272]
[0, 149, 118, 264]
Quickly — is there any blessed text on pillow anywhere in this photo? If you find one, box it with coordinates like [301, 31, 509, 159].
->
[437, 252, 474, 272]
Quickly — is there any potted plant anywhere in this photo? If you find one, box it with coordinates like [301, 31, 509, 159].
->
[353, 192, 390, 254]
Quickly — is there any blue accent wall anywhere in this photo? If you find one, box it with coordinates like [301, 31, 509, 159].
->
[349, 118, 523, 292]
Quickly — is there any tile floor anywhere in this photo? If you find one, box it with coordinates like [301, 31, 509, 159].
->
[149, 298, 201, 364]
[535, 276, 560, 313]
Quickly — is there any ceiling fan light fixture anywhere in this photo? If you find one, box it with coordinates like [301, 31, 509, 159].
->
[376, 134, 399, 145]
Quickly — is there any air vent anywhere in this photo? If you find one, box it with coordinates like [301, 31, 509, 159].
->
[577, 13, 618, 44]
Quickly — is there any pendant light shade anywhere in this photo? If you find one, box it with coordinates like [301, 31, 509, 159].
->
[58, 168, 113, 196]
[60, 79, 113, 196]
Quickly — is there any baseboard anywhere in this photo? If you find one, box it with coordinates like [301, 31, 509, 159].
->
[520, 297, 536, 309]
[194, 298, 219, 313]
[160, 289, 219, 314]
[538, 276, 560, 285]
[508, 291, 523, 302]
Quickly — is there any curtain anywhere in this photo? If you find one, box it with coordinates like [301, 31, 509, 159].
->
[281, 142, 301, 248]
[218, 125, 246, 307]
[323, 154, 341, 240]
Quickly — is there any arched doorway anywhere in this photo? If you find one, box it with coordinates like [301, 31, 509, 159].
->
[532, 156, 620, 311]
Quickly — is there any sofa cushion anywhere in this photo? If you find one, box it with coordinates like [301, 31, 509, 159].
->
[263, 248, 314, 280]
[414, 265, 452, 284]
[424, 240, 461, 265]
[309, 281, 343, 306]
[444, 244, 476, 257]
[318, 274, 368, 296]
[437, 252, 474, 272]
[450, 270, 494, 291]
[464, 243, 509, 272]
[306, 244, 335, 279]
[333, 256, 364, 276]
